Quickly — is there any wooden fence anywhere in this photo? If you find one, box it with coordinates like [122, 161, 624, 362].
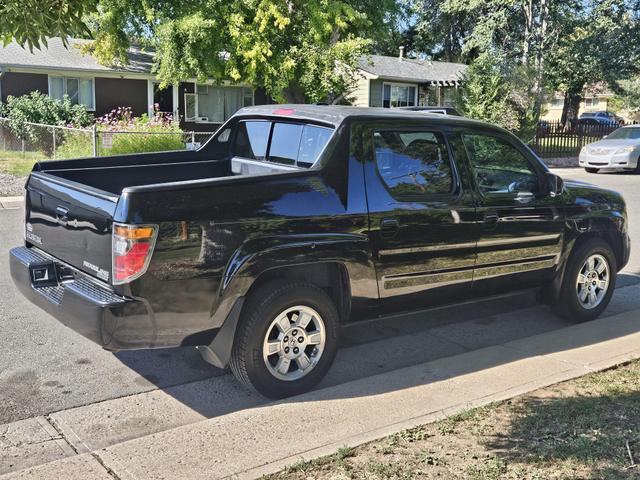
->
[529, 120, 640, 158]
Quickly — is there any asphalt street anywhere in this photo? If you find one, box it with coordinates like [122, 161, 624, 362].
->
[0, 168, 638, 426]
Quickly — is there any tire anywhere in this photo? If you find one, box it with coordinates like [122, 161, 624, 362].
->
[229, 279, 340, 398]
[634, 157, 640, 174]
[585, 167, 599, 174]
[553, 237, 617, 323]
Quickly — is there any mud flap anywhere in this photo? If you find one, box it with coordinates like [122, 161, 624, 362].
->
[196, 297, 244, 369]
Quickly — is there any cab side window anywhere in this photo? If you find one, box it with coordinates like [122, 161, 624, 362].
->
[462, 133, 540, 195]
[373, 130, 454, 199]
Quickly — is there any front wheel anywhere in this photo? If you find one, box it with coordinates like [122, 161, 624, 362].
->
[585, 167, 599, 174]
[230, 280, 339, 398]
[553, 238, 617, 322]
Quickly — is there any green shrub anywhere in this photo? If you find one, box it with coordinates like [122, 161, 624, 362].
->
[1, 92, 93, 143]
[96, 106, 185, 155]
[55, 130, 94, 159]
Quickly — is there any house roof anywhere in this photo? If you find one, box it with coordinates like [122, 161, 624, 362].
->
[358, 54, 467, 85]
[0, 38, 154, 75]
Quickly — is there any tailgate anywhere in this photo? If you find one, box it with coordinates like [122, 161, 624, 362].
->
[25, 173, 119, 283]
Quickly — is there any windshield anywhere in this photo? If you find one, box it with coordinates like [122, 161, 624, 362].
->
[605, 127, 640, 140]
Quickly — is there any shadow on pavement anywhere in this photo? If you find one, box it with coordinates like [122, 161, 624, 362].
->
[113, 273, 640, 420]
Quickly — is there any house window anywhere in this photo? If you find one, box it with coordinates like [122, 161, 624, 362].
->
[584, 97, 597, 108]
[382, 83, 417, 108]
[188, 85, 254, 123]
[442, 87, 456, 107]
[49, 76, 94, 110]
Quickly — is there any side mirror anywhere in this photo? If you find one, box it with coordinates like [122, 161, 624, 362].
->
[546, 172, 564, 196]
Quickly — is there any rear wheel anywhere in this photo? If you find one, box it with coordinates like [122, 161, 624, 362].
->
[229, 280, 339, 398]
[585, 167, 599, 174]
[553, 238, 617, 322]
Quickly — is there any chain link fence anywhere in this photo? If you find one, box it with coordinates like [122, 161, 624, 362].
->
[0, 117, 216, 177]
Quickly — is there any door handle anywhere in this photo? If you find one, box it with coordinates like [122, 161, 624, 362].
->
[380, 218, 400, 238]
[55, 206, 69, 226]
[484, 211, 499, 224]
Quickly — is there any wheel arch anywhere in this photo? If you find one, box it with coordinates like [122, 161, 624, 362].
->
[544, 222, 625, 305]
[245, 262, 352, 323]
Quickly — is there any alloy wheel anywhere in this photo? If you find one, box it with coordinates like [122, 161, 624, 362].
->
[576, 254, 610, 310]
[262, 305, 326, 381]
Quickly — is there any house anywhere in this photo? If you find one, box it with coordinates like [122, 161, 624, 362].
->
[0, 38, 269, 130]
[352, 51, 467, 108]
[541, 86, 614, 122]
[538, 83, 640, 121]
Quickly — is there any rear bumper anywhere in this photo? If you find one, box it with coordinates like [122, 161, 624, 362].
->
[10, 246, 153, 351]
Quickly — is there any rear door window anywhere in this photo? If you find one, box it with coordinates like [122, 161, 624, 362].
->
[373, 130, 454, 198]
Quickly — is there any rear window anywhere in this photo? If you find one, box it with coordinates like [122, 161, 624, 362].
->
[234, 121, 270, 160]
[233, 120, 332, 168]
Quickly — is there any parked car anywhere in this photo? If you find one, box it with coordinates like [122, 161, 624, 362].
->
[398, 106, 461, 116]
[10, 105, 630, 398]
[579, 125, 640, 173]
[579, 111, 624, 126]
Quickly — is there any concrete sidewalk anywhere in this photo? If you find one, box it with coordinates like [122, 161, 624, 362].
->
[3, 309, 640, 480]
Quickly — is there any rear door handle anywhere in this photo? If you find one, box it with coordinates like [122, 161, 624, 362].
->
[380, 218, 400, 238]
[55, 206, 69, 226]
[484, 211, 499, 224]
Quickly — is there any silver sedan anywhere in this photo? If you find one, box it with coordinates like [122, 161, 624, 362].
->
[579, 126, 640, 173]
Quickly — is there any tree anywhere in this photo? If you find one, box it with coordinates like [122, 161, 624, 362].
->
[612, 77, 640, 114]
[546, 0, 640, 125]
[84, 0, 399, 104]
[0, 0, 95, 50]
[456, 52, 537, 138]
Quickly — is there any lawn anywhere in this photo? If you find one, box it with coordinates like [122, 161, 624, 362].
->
[0, 150, 44, 177]
[269, 360, 640, 479]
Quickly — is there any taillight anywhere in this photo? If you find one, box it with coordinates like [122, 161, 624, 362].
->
[112, 223, 158, 285]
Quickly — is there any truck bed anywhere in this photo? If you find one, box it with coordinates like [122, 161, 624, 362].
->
[24, 145, 313, 284]
[34, 150, 230, 195]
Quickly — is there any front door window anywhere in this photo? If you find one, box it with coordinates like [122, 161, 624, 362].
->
[461, 133, 540, 195]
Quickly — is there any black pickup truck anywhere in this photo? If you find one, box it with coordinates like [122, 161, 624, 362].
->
[10, 105, 630, 398]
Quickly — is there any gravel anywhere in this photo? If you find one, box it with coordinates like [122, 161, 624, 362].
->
[0, 173, 26, 197]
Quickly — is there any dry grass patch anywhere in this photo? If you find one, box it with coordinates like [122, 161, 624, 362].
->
[266, 360, 640, 479]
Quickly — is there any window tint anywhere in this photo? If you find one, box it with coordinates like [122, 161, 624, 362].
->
[234, 121, 270, 160]
[269, 123, 333, 167]
[233, 121, 332, 167]
[298, 125, 333, 167]
[374, 130, 453, 197]
[269, 123, 303, 165]
[462, 133, 539, 195]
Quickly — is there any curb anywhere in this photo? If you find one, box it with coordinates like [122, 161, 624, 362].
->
[0, 195, 23, 209]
